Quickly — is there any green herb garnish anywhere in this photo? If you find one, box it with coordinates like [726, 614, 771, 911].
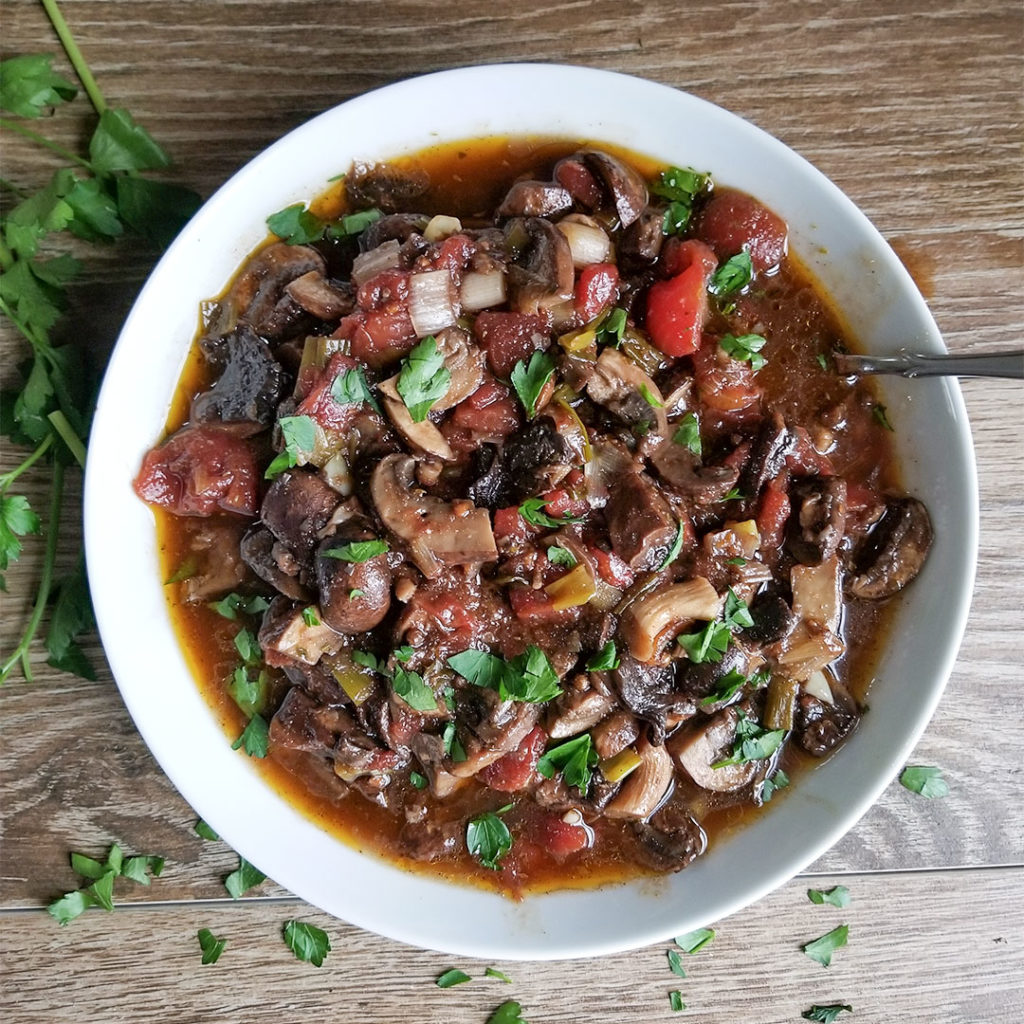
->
[485, 967, 513, 983]
[677, 620, 731, 664]
[586, 640, 619, 672]
[231, 714, 269, 758]
[873, 402, 895, 431]
[658, 520, 685, 571]
[675, 927, 715, 953]
[194, 820, 219, 842]
[537, 733, 598, 792]
[639, 382, 663, 408]
[486, 1002, 528, 1024]
[466, 807, 513, 870]
[808, 885, 851, 908]
[447, 645, 562, 704]
[210, 593, 270, 620]
[436, 969, 472, 988]
[719, 332, 767, 371]
[761, 768, 790, 802]
[802, 924, 849, 967]
[283, 920, 331, 967]
[331, 364, 381, 414]
[224, 857, 266, 899]
[265, 414, 316, 479]
[392, 665, 437, 712]
[672, 412, 701, 456]
[322, 539, 389, 562]
[709, 251, 753, 296]
[301, 606, 320, 627]
[802, 1004, 853, 1022]
[595, 306, 627, 346]
[712, 711, 786, 767]
[666, 949, 687, 977]
[396, 335, 451, 422]
[409, 771, 428, 790]
[518, 495, 586, 529]
[197, 928, 227, 965]
[546, 545, 577, 568]
[899, 764, 949, 798]
[669, 991, 686, 1012]
[510, 350, 555, 419]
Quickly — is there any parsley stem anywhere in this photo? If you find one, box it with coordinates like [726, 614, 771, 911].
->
[0, 118, 94, 172]
[47, 411, 87, 469]
[0, 296, 48, 349]
[1, 461, 64, 684]
[0, 434, 54, 493]
[40, 0, 108, 116]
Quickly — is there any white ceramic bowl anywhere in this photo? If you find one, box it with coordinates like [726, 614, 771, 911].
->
[84, 64, 977, 960]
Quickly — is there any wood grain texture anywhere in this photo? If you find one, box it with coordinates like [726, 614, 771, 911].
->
[1, 868, 1021, 1024]
[1, 0, 1022, 1020]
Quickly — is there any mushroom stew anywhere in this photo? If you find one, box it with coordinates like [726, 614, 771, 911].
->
[135, 139, 932, 895]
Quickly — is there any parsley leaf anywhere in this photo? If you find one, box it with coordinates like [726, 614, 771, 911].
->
[210, 592, 270, 620]
[586, 640, 620, 672]
[322, 539, 389, 562]
[397, 335, 451, 421]
[808, 885, 851, 908]
[442, 719, 467, 762]
[510, 350, 555, 419]
[595, 306, 627, 346]
[675, 927, 715, 953]
[672, 412, 701, 456]
[669, 991, 685, 1012]
[466, 809, 513, 870]
[283, 920, 331, 967]
[709, 251, 753, 296]
[0, 494, 40, 589]
[677, 619, 731, 664]
[330, 364, 380, 414]
[197, 928, 227, 965]
[802, 1004, 853, 1022]
[486, 1002, 528, 1024]
[518, 495, 586, 529]
[447, 646, 562, 704]
[121, 854, 165, 886]
[666, 949, 687, 977]
[392, 665, 438, 712]
[537, 733, 598, 792]
[266, 203, 325, 244]
[231, 714, 269, 758]
[328, 208, 382, 238]
[761, 768, 790, 802]
[194, 820, 219, 842]
[265, 414, 316, 479]
[113, 177, 201, 248]
[899, 764, 949, 798]
[0, 54, 77, 117]
[712, 711, 786, 768]
[485, 967, 513, 983]
[658, 520, 685, 571]
[699, 668, 749, 707]
[652, 166, 709, 237]
[409, 771, 428, 789]
[720, 332, 767, 371]
[802, 924, 850, 967]
[436, 969, 472, 988]
[723, 588, 754, 629]
[224, 857, 266, 899]
[301, 606, 320, 627]
[89, 108, 170, 174]
[233, 627, 262, 666]
[873, 402, 895, 431]
[546, 544, 577, 568]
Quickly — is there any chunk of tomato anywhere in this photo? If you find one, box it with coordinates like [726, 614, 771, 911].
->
[692, 338, 762, 415]
[133, 424, 260, 517]
[531, 811, 592, 860]
[337, 309, 417, 370]
[478, 726, 547, 792]
[574, 263, 619, 322]
[695, 189, 788, 274]
[473, 311, 551, 377]
[508, 585, 577, 623]
[644, 240, 716, 357]
[445, 380, 521, 441]
[296, 351, 363, 433]
[756, 473, 792, 552]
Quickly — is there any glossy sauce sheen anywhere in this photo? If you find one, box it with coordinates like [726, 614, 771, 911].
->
[154, 137, 895, 895]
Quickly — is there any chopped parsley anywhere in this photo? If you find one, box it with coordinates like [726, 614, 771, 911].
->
[396, 335, 451, 421]
[699, 668, 749, 706]
[672, 412, 701, 456]
[510, 350, 555, 419]
[586, 640, 620, 672]
[899, 764, 949, 798]
[209, 592, 270, 620]
[546, 544, 577, 568]
[486, 1002, 528, 1024]
[265, 414, 316, 479]
[436, 969, 472, 988]
[231, 714, 269, 758]
[447, 645, 562, 704]
[537, 733, 598, 792]
[639, 382, 663, 408]
[322, 539, 389, 562]
[485, 967, 513, 983]
[802, 1004, 853, 1022]
[675, 927, 715, 954]
[722, 487, 745, 501]
[233, 627, 262, 666]
[466, 807, 513, 870]
[719, 332, 767, 371]
[518, 495, 586, 529]
[802, 924, 850, 967]
[301, 606, 320, 627]
[873, 402, 895, 431]
[283, 920, 331, 967]
[331, 364, 381, 414]
[442, 720, 467, 762]
[658, 520, 686, 571]
[409, 771, 428, 790]
[348, 588, 365, 600]
[808, 885, 851, 908]
[678, 587, 753, 664]
[596, 306, 627, 346]
[669, 991, 686, 1012]
[761, 768, 790, 802]
[712, 711, 786, 767]
[709, 250, 753, 297]
[197, 928, 227, 965]
[666, 949, 687, 977]
[194, 819, 219, 841]
[266, 203, 326, 245]
[224, 857, 266, 899]
[816, 352, 830, 371]
[652, 165, 709, 236]
[392, 665, 438, 712]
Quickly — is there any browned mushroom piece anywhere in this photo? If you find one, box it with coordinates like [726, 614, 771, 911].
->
[496, 180, 574, 219]
[604, 736, 674, 819]
[846, 497, 933, 599]
[505, 217, 575, 315]
[669, 706, 760, 793]
[314, 532, 392, 634]
[585, 347, 669, 447]
[620, 577, 723, 663]
[580, 149, 649, 228]
[788, 475, 848, 566]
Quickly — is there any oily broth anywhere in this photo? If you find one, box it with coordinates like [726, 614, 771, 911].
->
[154, 136, 896, 896]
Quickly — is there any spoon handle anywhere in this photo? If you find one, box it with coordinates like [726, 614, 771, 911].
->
[833, 349, 1024, 380]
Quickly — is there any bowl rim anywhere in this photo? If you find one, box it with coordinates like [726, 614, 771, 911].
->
[84, 62, 978, 960]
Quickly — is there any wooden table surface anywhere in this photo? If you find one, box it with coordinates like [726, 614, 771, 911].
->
[2, 1, 1022, 1021]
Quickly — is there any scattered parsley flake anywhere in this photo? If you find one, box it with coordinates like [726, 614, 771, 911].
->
[231, 714, 269, 758]
[675, 927, 715, 953]
[802, 1004, 853, 1023]
[194, 820, 219, 842]
[672, 412, 701, 456]
[761, 769, 790, 802]
[392, 665, 437, 712]
[537, 733, 598, 792]
[658, 520, 685, 571]
[669, 990, 686, 1012]
[466, 809, 513, 870]
[899, 765, 949, 798]
[873, 403, 895, 431]
[719, 332, 767, 371]
[436, 969, 472, 988]
[518, 495, 586, 529]
[808, 885, 851, 908]
[802, 924, 850, 967]
[265, 414, 316, 479]
[586, 640, 619, 672]
[486, 1002, 528, 1024]
[510, 350, 555, 419]
[396, 335, 451, 421]
[485, 967, 513, 983]
[709, 251, 753, 297]
[301, 606, 320, 627]
[283, 920, 331, 967]
[322, 539, 389, 562]
[666, 949, 687, 977]
[224, 857, 266, 899]
[546, 544, 577, 568]
[197, 928, 227, 965]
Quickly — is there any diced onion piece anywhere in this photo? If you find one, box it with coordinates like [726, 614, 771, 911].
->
[321, 451, 353, 496]
[297, 335, 346, 385]
[557, 218, 611, 267]
[803, 669, 834, 705]
[763, 673, 800, 730]
[408, 269, 458, 337]
[423, 214, 462, 242]
[599, 746, 642, 784]
[351, 239, 401, 287]
[544, 562, 596, 610]
[546, 297, 577, 331]
[555, 398, 592, 463]
[459, 270, 507, 312]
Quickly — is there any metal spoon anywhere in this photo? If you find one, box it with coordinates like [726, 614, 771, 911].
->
[833, 349, 1024, 380]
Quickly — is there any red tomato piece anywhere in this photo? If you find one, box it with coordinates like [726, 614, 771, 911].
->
[757, 474, 792, 551]
[493, 506, 535, 546]
[554, 158, 604, 208]
[446, 380, 522, 439]
[644, 242, 716, 357]
[531, 811, 591, 861]
[660, 237, 718, 280]
[356, 268, 410, 312]
[473, 311, 551, 377]
[692, 339, 762, 414]
[787, 428, 836, 477]
[295, 351, 364, 434]
[427, 233, 476, 279]
[695, 189, 788, 274]
[342, 309, 417, 369]
[574, 263, 619, 322]
[478, 726, 547, 792]
[133, 424, 260, 517]
[508, 585, 577, 623]
[588, 545, 636, 589]
[541, 488, 589, 520]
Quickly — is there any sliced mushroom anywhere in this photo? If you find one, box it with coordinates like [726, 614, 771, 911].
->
[591, 710, 642, 760]
[791, 554, 843, 634]
[546, 688, 616, 740]
[580, 149, 649, 228]
[612, 655, 694, 745]
[846, 497, 932, 599]
[651, 441, 740, 506]
[497, 180, 573, 219]
[369, 454, 498, 579]
[378, 377, 455, 461]
[450, 689, 541, 779]
[788, 476, 847, 565]
[669, 706, 759, 793]
[619, 208, 665, 265]
[429, 326, 486, 411]
[631, 798, 707, 871]
[586, 347, 668, 445]
[605, 470, 679, 571]
[240, 525, 310, 601]
[736, 412, 795, 502]
[261, 468, 342, 560]
[505, 217, 575, 315]
[315, 533, 392, 634]
[604, 737, 673, 819]
[284, 271, 354, 320]
[621, 577, 723, 662]
[258, 595, 344, 667]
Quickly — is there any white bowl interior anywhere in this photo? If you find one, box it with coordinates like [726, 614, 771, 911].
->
[84, 64, 977, 960]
